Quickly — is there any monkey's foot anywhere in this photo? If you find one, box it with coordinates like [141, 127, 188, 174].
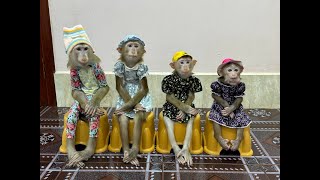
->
[177, 148, 193, 167]
[217, 137, 230, 150]
[128, 146, 140, 166]
[78, 148, 95, 162]
[230, 139, 241, 151]
[172, 145, 184, 165]
[123, 150, 130, 163]
[66, 151, 85, 168]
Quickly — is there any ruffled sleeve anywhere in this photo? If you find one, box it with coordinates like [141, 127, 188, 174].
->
[211, 81, 221, 96]
[136, 64, 149, 80]
[70, 69, 82, 91]
[93, 63, 108, 87]
[113, 61, 125, 78]
[190, 77, 202, 93]
[161, 75, 173, 94]
[234, 82, 245, 97]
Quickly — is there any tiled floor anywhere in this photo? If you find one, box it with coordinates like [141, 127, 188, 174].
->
[40, 107, 280, 180]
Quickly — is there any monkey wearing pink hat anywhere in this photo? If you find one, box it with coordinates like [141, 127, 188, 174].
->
[208, 58, 252, 151]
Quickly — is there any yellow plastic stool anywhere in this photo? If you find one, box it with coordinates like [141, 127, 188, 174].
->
[202, 111, 253, 156]
[156, 111, 203, 154]
[59, 109, 110, 153]
[108, 111, 155, 153]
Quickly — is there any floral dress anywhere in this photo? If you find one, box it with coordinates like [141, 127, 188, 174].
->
[114, 61, 152, 118]
[66, 63, 108, 138]
[162, 71, 202, 123]
[208, 80, 251, 128]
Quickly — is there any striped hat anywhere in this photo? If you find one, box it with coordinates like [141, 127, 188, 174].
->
[63, 24, 94, 55]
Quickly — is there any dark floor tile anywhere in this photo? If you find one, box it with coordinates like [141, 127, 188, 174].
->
[191, 156, 243, 164]
[40, 118, 64, 128]
[40, 107, 70, 119]
[40, 106, 47, 113]
[40, 154, 56, 169]
[250, 121, 280, 130]
[245, 109, 280, 121]
[251, 173, 280, 180]
[41, 171, 76, 180]
[74, 171, 146, 180]
[179, 172, 252, 180]
[251, 135, 267, 156]
[246, 164, 279, 173]
[180, 163, 247, 173]
[40, 129, 63, 153]
[251, 131, 280, 156]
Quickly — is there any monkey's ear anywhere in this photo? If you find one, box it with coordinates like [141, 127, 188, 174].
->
[117, 47, 122, 53]
[169, 62, 175, 69]
[192, 59, 197, 66]
[92, 53, 101, 63]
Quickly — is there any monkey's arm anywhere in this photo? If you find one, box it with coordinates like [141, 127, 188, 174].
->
[119, 77, 149, 111]
[228, 97, 243, 112]
[184, 91, 195, 106]
[212, 93, 229, 107]
[72, 90, 88, 109]
[115, 75, 132, 102]
[90, 86, 109, 107]
[166, 94, 190, 113]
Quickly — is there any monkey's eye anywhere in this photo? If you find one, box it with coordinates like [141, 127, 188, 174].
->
[180, 61, 185, 64]
[128, 44, 132, 47]
[234, 69, 239, 72]
[76, 47, 81, 51]
[84, 47, 88, 51]
[186, 61, 190, 64]
[134, 45, 139, 48]
[227, 69, 232, 72]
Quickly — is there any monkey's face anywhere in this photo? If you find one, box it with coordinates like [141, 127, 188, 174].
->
[122, 41, 145, 64]
[171, 56, 197, 79]
[222, 63, 241, 86]
[72, 43, 90, 65]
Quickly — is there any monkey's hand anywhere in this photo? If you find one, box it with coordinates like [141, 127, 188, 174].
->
[183, 105, 198, 116]
[229, 112, 235, 119]
[221, 106, 234, 117]
[176, 110, 186, 120]
[134, 103, 146, 112]
[114, 103, 133, 115]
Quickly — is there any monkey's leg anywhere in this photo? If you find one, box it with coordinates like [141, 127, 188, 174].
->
[128, 111, 146, 166]
[230, 128, 244, 151]
[78, 116, 99, 161]
[177, 118, 194, 167]
[119, 114, 130, 163]
[213, 122, 230, 150]
[65, 104, 83, 167]
[163, 116, 185, 164]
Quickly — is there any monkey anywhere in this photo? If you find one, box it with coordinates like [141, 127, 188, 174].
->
[161, 51, 202, 167]
[63, 25, 109, 168]
[113, 35, 152, 166]
[208, 58, 252, 152]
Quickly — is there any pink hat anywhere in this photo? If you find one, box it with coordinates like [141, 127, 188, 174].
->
[217, 58, 244, 76]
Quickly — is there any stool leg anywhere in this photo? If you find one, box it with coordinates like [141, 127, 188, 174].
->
[190, 114, 203, 154]
[108, 114, 122, 152]
[156, 112, 171, 153]
[140, 112, 155, 153]
[239, 126, 253, 156]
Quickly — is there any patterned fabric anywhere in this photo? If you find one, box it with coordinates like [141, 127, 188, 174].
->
[208, 80, 252, 128]
[66, 95, 100, 138]
[70, 63, 108, 96]
[114, 61, 152, 118]
[162, 71, 202, 123]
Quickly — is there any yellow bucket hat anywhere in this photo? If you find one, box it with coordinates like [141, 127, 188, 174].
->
[172, 51, 193, 62]
[63, 24, 94, 55]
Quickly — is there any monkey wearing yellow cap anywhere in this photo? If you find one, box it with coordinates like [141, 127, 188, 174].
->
[161, 51, 202, 167]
